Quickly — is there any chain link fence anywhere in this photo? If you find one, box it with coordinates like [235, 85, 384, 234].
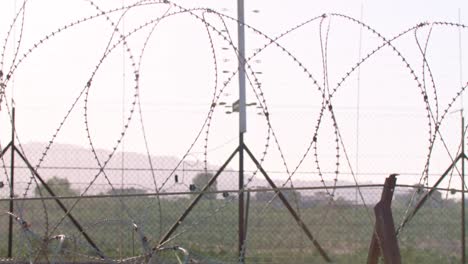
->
[0, 140, 463, 263]
[0, 178, 465, 263]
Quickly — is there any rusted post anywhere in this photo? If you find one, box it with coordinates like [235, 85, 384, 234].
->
[367, 174, 401, 264]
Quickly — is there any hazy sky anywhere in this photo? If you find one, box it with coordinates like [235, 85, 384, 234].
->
[1, 0, 468, 188]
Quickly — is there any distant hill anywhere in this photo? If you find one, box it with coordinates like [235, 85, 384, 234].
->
[0, 142, 384, 204]
[1, 142, 205, 196]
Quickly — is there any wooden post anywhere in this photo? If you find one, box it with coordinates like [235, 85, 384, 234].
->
[367, 174, 401, 264]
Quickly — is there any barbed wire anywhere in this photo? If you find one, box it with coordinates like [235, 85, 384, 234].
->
[48, 0, 172, 243]
[0, 0, 27, 79]
[0, 0, 467, 262]
[134, 1, 173, 240]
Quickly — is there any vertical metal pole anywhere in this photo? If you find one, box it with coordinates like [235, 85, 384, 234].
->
[237, 0, 247, 261]
[459, 10, 466, 263]
[239, 134, 245, 260]
[355, 3, 363, 207]
[237, 0, 247, 134]
[132, 229, 135, 256]
[459, 9, 464, 109]
[462, 112, 466, 264]
[7, 107, 15, 258]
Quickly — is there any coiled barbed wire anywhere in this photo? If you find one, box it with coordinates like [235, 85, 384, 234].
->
[1, 0, 467, 261]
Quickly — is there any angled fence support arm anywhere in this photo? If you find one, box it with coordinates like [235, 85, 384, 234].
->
[14, 146, 105, 258]
[244, 145, 332, 263]
[157, 147, 239, 248]
[396, 154, 463, 235]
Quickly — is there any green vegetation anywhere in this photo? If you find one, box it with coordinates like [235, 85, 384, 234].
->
[104, 187, 147, 195]
[1, 182, 466, 263]
[34, 176, 78, 197]
[254, 188, 302, 207]
[192, 172, 217, 200]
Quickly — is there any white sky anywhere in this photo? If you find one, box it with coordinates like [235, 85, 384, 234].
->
[1, 0, 468, 188]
